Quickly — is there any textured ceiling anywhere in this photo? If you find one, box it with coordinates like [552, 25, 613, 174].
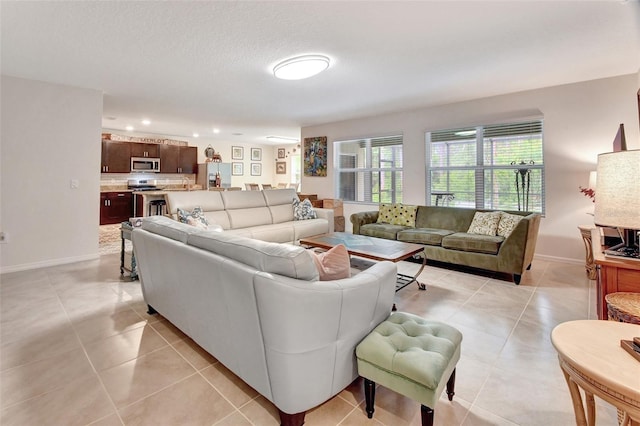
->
[2, 1, 639, 145]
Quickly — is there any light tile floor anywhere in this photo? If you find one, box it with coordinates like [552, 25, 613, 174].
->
[0, 253, 619, 425]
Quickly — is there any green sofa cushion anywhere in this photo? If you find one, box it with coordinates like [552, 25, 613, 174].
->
[441, 233, 504, 254]
[360, 223, 408, 240]
[397, 228, 455, 246]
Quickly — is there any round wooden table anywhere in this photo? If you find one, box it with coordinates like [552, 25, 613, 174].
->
[551, 320, 640, 426]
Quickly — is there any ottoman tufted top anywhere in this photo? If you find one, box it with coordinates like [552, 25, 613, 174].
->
[356, 312, 463, 390]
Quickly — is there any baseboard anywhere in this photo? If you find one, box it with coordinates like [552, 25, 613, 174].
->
[0, 253, 100, 274]
[533, 253, 583, 265]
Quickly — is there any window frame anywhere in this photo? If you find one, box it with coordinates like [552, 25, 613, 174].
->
[333, 135, 404, 204]
[425, 120, 545, 214]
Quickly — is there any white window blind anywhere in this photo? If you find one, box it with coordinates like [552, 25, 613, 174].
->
[334, 135, 403, 203]
[426, 120, 544, 213]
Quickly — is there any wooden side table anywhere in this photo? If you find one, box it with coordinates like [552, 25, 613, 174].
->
[579, 226, 597, 280]
[592, 229, 640, 320]
[551, 320, 640, 426]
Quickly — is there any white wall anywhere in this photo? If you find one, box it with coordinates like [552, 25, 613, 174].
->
[1, 76, 103, 273]
[301, 74, 640, 262]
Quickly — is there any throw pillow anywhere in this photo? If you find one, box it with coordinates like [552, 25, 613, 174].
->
[467, 211, 502, 236]
[293, 198, 317, 220]
[177, 206, 209, 230]
[310, 244, 351, 281]
[377, 203, 395, 224]
[389, 204, 417, 227]
[497, 212, 523, 238]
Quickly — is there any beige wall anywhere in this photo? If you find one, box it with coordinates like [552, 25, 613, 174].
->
[1, 76, 103, 272]
[301, 74, 640, 262]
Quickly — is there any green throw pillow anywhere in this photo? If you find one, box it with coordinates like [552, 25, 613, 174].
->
[377, 203, 395, 224]
[376, 203, 417, 227]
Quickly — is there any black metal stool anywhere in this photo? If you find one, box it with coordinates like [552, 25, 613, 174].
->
[148, 199, 166, 216]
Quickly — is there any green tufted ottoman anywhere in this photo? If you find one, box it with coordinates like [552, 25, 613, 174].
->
[355, 312, 462, 426]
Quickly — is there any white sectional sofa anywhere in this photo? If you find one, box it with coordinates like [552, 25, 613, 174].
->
[164, 188, 333, 243]
[132, 216, 397, 425]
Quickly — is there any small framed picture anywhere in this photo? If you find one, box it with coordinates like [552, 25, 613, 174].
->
[251, 163, 262, 176]
[232, 162, 243, 176]
[276, 161, 286, 174]
[232, 146, 244, 160]
[251, 148, 262, 161]
[277, 148, 286, 159]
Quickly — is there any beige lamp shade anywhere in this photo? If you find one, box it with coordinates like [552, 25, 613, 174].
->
[594, 150, 640, 229]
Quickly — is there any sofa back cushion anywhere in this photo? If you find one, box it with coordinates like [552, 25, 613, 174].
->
[165, 191, 231, 229]
[415, 206, 477, 232]
[263, 188, 297, 224]
[187, 230, 319, 281]
[140, 215, 203, 243]
[222, 190, 273, 229]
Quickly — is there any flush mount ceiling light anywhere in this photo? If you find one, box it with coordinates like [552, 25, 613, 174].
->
[273, 55, 330, 80]
[267, 136, 299, 143]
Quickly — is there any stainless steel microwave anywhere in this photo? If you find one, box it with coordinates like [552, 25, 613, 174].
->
[131, 157, 160, 173]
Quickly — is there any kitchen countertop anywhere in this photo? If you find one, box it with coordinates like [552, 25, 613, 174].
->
[100, 185, 203, 193]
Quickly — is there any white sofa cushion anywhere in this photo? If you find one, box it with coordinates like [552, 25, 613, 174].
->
[187, 231, 319, 281]
[140, 215, 202, 243]
[264, 189, 297, 224]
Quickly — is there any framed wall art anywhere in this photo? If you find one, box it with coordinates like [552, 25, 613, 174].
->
[276, 161, 286, 174]
[232, 146, 244, 160]
[232, 162, 244, 176]
[278, 148, 286, 159]
[251, 163, 262, 176]
[303, 136, 327, 177]
[251, 148, 262, 161]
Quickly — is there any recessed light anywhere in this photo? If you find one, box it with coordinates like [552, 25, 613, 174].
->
[125, 125, 134, 131]
[193, 133, 199, 138]
[213, 128, 220, 134]
[141, 119, 151, 126]
[273, 55, 330, 80]
[266, 136, 299, 143]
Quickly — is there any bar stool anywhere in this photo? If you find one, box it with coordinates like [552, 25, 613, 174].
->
[148, 199, 166, 216]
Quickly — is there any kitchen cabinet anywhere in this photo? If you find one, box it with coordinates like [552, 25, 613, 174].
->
[101, 141, 131, 173]
[130, 143, 159, 158]
[100, 192, 133, 225]
[160, 145, 197, 174]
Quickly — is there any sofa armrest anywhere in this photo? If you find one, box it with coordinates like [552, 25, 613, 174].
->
[497, 213, 541, 274]
[313, 208, 335, 233]
[350, 211, 379, 235]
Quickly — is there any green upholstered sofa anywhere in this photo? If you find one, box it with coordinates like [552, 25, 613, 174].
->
[350, 206, 541, 284]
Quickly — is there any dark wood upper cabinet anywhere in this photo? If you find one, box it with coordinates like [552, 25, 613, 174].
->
[160, 145, 197, 173]
[101, 141, 131, 173]
[130, 143, 159, 158]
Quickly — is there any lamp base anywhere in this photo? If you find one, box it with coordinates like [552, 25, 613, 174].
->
[604, 228, 639, 259]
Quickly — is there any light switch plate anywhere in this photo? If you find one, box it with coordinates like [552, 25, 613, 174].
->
[70, 179, 79, 189]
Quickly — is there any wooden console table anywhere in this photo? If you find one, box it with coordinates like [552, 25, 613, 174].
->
[592, 228, 640, 320]
[579, 226, 597, 280]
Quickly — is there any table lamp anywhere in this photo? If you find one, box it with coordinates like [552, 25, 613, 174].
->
[594, 149, 640, 258]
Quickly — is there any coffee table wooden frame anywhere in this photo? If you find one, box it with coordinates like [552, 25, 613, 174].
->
[299, 232, 428, 292]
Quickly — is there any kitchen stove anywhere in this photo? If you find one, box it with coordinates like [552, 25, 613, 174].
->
[127, 178, 159, 192]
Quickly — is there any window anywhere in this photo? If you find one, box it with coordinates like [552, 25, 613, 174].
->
[426, 120, 544, 213]
[334, 135, 403, 203]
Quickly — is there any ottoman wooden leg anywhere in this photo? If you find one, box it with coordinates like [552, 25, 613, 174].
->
[364, 378, 376, 419]
[446, 369, 456, 401]
[421, 404, 434, 426]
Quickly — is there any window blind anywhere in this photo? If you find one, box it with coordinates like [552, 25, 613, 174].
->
[426, 120, 544, 213]
[335, 135, 403, 203]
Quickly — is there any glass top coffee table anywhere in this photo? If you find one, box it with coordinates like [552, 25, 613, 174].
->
[299, 232, 427, 293]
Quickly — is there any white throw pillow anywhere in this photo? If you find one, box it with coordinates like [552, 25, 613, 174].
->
[293, 198, 317, 220]
[467, 211, 502, 236]
[497, 212, 523, 238]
